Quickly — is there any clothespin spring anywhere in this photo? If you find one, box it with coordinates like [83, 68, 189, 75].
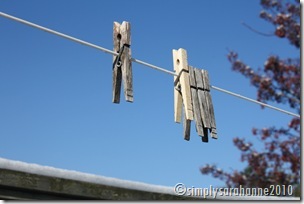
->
[113, 43, 131, 69]
[174, 68, 188, 94]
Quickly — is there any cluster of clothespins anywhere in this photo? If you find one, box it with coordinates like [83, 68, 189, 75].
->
[173, 49, 217, 142]
[112, 21, 217, 143]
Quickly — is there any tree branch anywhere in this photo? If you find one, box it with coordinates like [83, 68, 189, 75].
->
[241, 21, 274, 37]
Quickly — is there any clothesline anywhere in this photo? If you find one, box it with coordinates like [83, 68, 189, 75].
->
[0, 11, 300, 118]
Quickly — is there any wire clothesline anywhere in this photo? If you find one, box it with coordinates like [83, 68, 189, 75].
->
[0, 11, 300, 118]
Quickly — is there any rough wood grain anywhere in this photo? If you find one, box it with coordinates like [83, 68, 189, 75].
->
[188, 66, 205, 137]
[112, 22, 122, 103]
[202, 70, 217, 139]
[202, 70, 210, 91]
[194, 68, 211, 129]
[173, 48, 193, 122]
[173, 49, 183, 123]
[120, 21, 133, 102]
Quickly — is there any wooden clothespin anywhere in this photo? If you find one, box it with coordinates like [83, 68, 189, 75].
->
[173, 48, 194, 140]
[189, 66, 208, 142]
[113, 21, 133, 103]
[189, 66, 217, 142]
[201, 70, 217, 139]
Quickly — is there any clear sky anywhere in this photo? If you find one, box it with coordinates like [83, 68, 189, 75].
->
[0, 0, 299, 189]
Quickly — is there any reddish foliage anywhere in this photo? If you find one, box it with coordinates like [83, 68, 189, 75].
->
[227, 54, 300, 110]
[201, 0, 300, 196]
[260, 0, 300, 48]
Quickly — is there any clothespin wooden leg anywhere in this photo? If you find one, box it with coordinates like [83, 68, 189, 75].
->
[113, 22, 122, 103]
[112, 21, 133, 103]
[202, 128, 209, 142]
[173, 50, 182, 123]
[202, 70, 217, 139]
[183, 111, 191, 141]
[189, 66, 205, 137]
[173, 48, 194, 140]
[120, 21, 133, 102]
[173, 49, 193, 122]
[194, 68, 211, 130]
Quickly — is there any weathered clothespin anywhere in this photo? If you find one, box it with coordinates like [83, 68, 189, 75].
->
[189, 66, 217, 142]
[189, 66, 208, 142]
[201, 70, 217, 139]
[173, 48, 194, 140]
[113, 21, 133, 103]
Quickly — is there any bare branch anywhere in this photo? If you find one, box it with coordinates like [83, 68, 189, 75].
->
[241, 21, 274, 37]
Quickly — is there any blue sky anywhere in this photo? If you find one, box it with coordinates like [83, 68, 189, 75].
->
[0, 1, 299, 189]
